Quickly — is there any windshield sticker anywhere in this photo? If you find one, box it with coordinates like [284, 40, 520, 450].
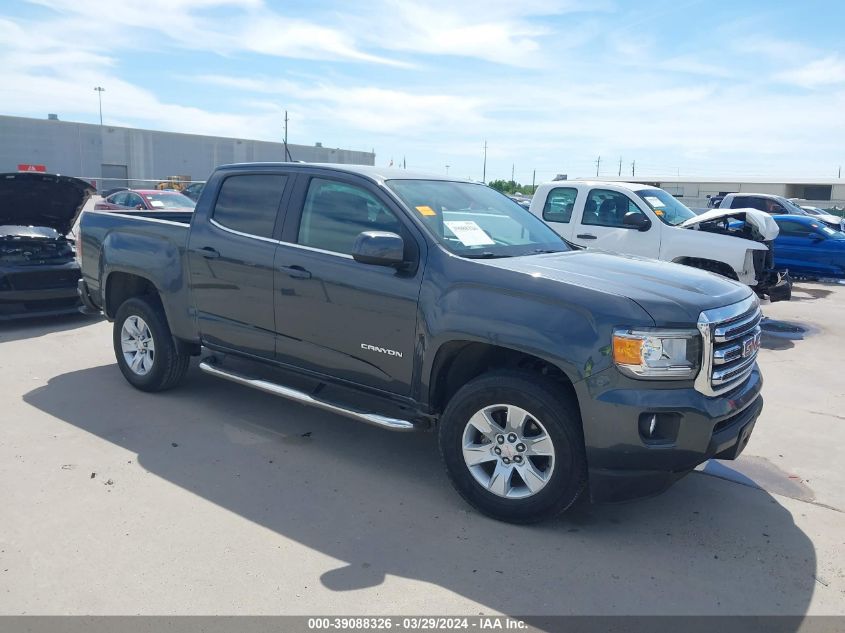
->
[645, 196, 665, 207]
[443, 220, 495, 247]
[149, 200, 165, 208]
[415, 205, 437, 216]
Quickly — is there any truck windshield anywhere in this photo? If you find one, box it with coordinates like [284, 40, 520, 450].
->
[386, 180, 568, 258]
[634, 189, 697, 226]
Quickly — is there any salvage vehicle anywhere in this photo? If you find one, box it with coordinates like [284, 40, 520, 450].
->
[529, 181, 789, 301]
[720, 193, 845, 232]
[78, 163, 765, 523]
[95, 189, 195, 212]
[772, 215, 845, 279]
[0, 172, 93, 320]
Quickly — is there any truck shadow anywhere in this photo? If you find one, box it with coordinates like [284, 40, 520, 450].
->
[0, 312, 101, 344]
[24, 364, 817, 620]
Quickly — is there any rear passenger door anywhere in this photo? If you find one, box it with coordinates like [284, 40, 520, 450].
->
[187, 172, 290, 358]
[570, 188, 659, 257]
[273, 173, 424, 395]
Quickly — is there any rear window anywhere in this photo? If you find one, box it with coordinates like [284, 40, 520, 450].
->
[211, 175, 288, 239]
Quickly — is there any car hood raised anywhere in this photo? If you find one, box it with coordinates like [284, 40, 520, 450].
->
[0, 172, 95, 236]
[680, 207, 779, 241]
[481, 250, 752, 325]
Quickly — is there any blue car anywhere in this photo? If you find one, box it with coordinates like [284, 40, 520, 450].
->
[773, 215, 845, 279]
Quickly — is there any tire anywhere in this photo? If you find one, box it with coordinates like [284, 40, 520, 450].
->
[438, 370, 587, 524]
[113, 296, 189, 392]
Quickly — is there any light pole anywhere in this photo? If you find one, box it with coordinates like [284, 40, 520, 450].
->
[94, 86, 105, 125]
[445, 164, 450, 175]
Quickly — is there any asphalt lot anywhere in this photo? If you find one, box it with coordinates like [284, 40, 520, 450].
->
[1, 282, 843, 616]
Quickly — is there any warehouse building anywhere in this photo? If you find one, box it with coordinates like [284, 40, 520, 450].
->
[597, 176, 845, 209]
[0, 114, 375, 189]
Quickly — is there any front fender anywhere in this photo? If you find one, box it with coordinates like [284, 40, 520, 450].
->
[415, 276, 654, 406]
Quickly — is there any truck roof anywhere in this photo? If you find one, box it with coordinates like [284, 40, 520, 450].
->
[217, 162, 475, 185]
[539, 180, 654, 193]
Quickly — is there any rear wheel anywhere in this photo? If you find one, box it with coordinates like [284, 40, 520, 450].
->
[113, 296, 189, 392]
[438, 370, 587, 523]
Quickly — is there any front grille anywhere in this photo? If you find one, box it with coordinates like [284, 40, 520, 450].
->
[8, 269, 80, 291]
[695, 295, 761, 396]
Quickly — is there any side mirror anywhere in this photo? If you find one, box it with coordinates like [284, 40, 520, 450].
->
[623, 212, 652, 231]
[809, 233, 825, 242]
[135, 204, 145, 210]
[352, 231, 405, 266]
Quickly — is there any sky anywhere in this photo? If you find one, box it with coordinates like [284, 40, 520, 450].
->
[1, 0, 844, 183]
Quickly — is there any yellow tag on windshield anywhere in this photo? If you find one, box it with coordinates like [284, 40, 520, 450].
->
[416, 205, 437, 216]
[654, 209, 665, 216]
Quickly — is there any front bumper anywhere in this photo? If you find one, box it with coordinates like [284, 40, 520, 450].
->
[576, 366, 763, 503]
[0, 262, 81, 320]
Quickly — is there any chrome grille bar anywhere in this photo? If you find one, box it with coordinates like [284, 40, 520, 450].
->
[695, 294, 761, 396]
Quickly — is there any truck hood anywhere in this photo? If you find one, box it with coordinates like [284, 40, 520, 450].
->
[680, 208, 779, 241]
[0, 173, 95, 236]
[482, 250, 751, 325]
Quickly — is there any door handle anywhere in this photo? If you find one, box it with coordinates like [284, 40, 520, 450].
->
[576, 234, 597, 240]
[197, 246, 220, 259]
[279, 265, 312, 280]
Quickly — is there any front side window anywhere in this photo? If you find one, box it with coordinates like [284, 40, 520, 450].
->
[634, 188, 697, 226]
[298, 178, 402, 255]
[583, 189, 647, 228]
[542, 187, 577, 224]
[776, 220, 813, 236]
[386, 179, 567, 258]
[211, 174, 288, 239]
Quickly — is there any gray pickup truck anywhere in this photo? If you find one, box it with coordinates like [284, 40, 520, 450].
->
[78, 163, 764, 523]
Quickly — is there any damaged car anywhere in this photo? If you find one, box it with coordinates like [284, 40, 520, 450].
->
[0, 172, 93, 320]
[529, 181, 790, 301]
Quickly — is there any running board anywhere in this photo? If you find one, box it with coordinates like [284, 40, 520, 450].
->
[198, 360, 417, 432]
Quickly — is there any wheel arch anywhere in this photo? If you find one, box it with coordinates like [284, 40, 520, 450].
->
[427, 340, 579, 418]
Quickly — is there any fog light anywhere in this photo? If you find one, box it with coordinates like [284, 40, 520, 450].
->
[638, 413, 681, 445]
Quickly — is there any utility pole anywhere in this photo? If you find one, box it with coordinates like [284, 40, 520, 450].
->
[595, 156, 601, 177]
[93, 86, 105, 125]
[631, 160, 636, 178]
[482, 140, 488, 183]
[511, 163, 515, 183]
[532, 169, 536, 193]
[283, 110, 292, 161]
[445, 164, 450, 175]
[618, 157, 622, 177]
[839, 165, 842, 178]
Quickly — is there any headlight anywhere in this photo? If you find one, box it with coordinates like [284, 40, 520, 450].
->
[612, 328, 701, 380]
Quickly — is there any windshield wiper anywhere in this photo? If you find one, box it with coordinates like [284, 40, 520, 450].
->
[465, 251, 511, 259]
[530, 248, 564, 254]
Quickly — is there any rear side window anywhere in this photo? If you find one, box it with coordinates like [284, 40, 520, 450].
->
[110, 192, 128, 206]
[212, 174, 288, 239]
[542, 187, 577, 223]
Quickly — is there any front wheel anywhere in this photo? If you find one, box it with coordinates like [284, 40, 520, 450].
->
[113, 296, 189, 392]
[438, 370, 587, 523]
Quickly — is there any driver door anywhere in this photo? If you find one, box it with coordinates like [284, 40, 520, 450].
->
[273, 174, 425, 395]
[570, 188, 659, 257]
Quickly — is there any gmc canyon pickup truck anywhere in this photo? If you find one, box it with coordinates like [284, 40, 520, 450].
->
[78, 163, 764, 523]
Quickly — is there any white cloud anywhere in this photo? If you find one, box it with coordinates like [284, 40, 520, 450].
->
[775, 55, 845, 89]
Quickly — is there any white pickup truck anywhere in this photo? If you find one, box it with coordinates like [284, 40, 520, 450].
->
[529, 181, 790, 301]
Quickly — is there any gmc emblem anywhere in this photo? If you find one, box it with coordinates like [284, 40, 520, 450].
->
[742, 332, 762, 358]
